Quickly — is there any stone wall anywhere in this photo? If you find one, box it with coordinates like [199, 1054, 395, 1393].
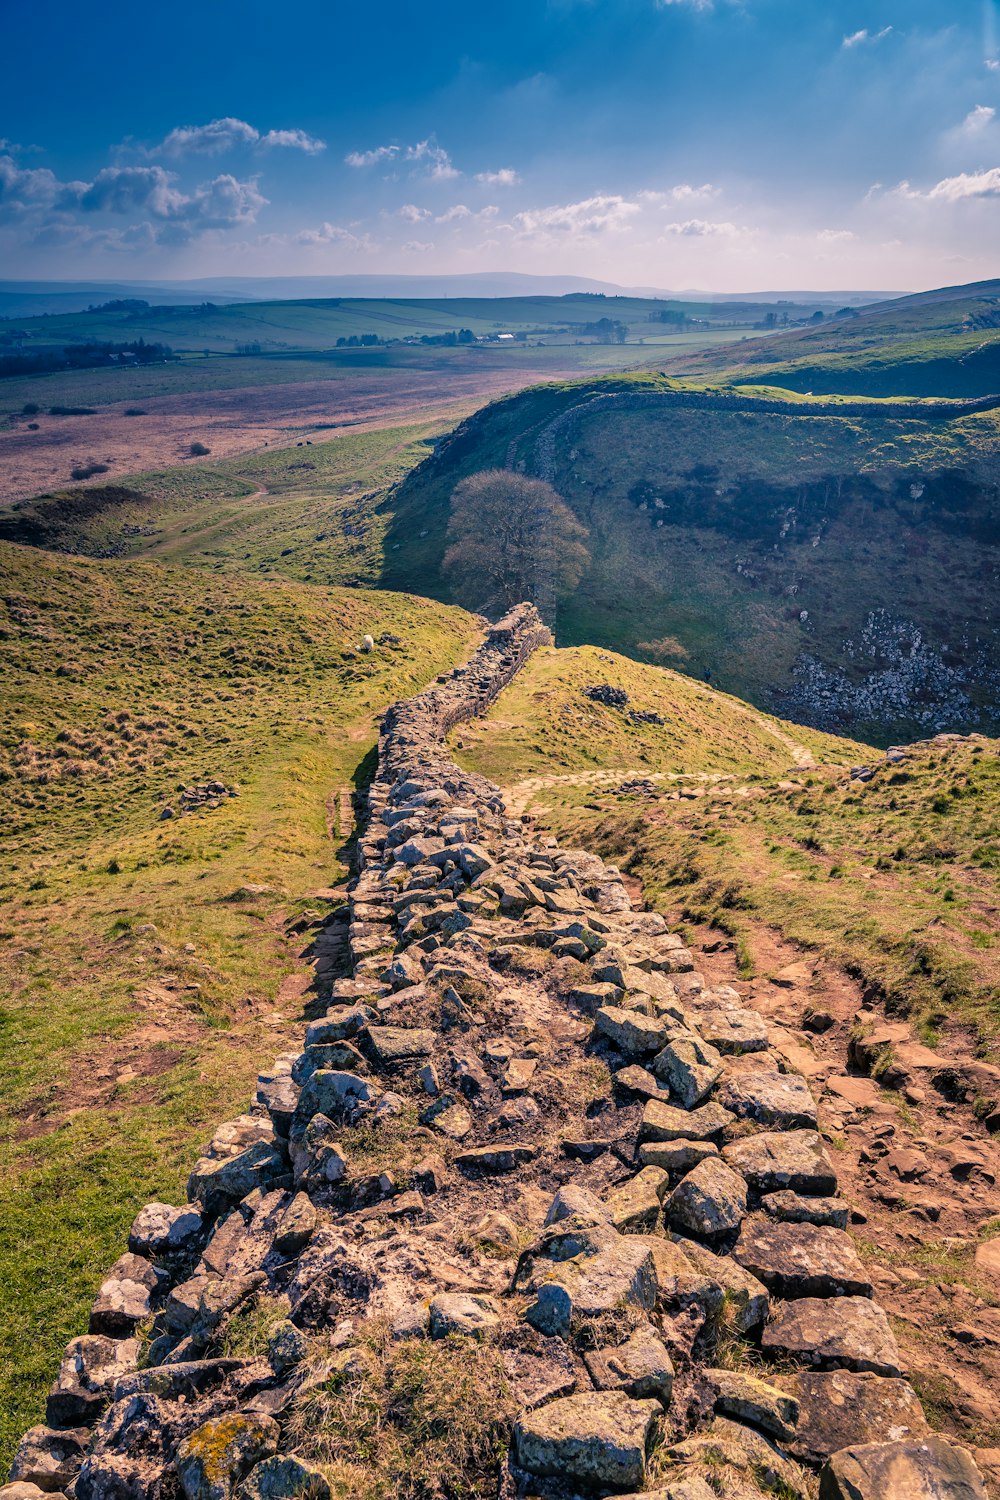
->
[6, 605, 986, 1500]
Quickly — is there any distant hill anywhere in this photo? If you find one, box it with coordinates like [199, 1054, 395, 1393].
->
[665, 277, 1000, 398]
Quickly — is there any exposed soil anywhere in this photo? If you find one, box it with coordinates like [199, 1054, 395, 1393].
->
[0, 362, 591, 506]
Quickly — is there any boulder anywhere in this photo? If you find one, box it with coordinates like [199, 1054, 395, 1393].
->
[734, 1220, 873, 1299]
[721, 1130, 836, 1196]
[606, 1167, 669, 1232]
[696, 1009, 770, 1055]
[705, 1367, 798, 1442]
[716, 1070, 818, 1129]
[9, 1427, 89, 1492]
[819, 1437, 987, 1499]
[290, 1113, 347, 1187]
[272, 1192, 317, 1254]
[639, 1139, 719, 1174]
[175, 1414, 279, 1500]
[239, 1457, 331, 1500]
[128, 1202, 204, 1258]
[594, 1006, 670, 1057]
[673, 1237, 770, 1332]
[774, 1370, 929, 1466]
[515, 1224, 660, 1321]
[650, 1035, 723, 1109]
[664, 1158, 747, 1240]
[428, 1293, 501, 1339]
[187, 1142, 289, 1215]
[304, 1007, 368, 1046]
[289, 1070, 375, 1136]
[89, 1254, 160, 1336]
[584, 1325, 674, 1404]
[455, 1144, 536, 1174]
[46, 1335, 141, 1427]
[762, 1191, 849, 1229]
[513, 1390, 660, 1491]
[762, 1297, 902, 1377]
[640, 1098, 734, 1143]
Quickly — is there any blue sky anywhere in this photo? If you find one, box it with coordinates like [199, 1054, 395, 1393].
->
[2, 0, 998, 291]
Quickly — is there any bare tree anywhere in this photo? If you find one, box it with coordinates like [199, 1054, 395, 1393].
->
[442, 469, 590, 620]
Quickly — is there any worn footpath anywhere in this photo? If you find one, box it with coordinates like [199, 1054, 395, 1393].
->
[4, 605, 990, 1500]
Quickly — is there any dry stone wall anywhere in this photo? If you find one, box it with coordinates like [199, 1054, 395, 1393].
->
[5, 605, 988, 1500]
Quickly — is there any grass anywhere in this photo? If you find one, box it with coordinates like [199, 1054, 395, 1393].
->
[454, 644, 1000, 1051]
[285, 1320, 518, 1500]
[0, 539, 479, 1468]
[387, 370, 1000, 741]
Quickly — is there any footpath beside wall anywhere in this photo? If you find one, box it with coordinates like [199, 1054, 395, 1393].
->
[5, 605, 987, 1500]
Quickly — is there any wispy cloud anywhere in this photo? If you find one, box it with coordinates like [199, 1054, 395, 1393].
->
[475, 167, 521, 186]
[345, 138, 458, 179]
[295, 222, 373, 248]
[158, 117, 325, 156]
[511, 194, 640, 237]
[842, 26, 892, 48]
[817, 228, 856, 243]
[958, 104, 996, 134]
[662, 217, 742, 237]
[892, 168, 1000, 202]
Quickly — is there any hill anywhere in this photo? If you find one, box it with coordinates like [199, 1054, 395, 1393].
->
[665, 278, 1000, 398]
[386, 373, 1000, 742]
[453, 643, 1000, 1050]
[0, 540, 478, 1464]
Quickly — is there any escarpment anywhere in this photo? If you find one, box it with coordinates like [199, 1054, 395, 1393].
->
[6, 605, 988, 1500]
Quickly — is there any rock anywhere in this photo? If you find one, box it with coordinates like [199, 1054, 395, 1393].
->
[128, 1202, 203, 1257]
[9, 1427, 89, 1492]
[716, 1069, 818, 1129]
[762, 1190, 849, 1229]
[640, 1098, 734, 1143]
[291, 1113, 347, 1187]
[774, 1370, 929, 1466]
[503, 1341, 578, 1409]
[594, 1006, 670, 1057]
[606, 1167, 669, 1232]
[735, 1220, 873, 1299]
[664, 1158, 747, 1240]
[650, 1035, 723, 1109]
[272, 1192, 316, 1254]
[305, 1007, 368, 1046]
[187, 1141, 289, 1215]
[429, 1293, 501, 1339]
[420, 1093, 473, 1140]
[473, 1210, 521, 1251]
[89, 1253, 160, 1336]
[239, 1457, 331, 1500]
[616, 1483, 715, 1500]
[367, 1026, 435, 1063]
[762, 1297, 902, 1377]
[502, 1057, 538, 1093]
[722, 1129, 836, 1196]
[974, 1237, 1000, 1279]
[819, 1437, 987, 1499]
[584, 1324, 674, 1404]
[614, 1064, 671, 1101]
[706, 1367, 799, 1441]
[673, 1237, 770, 1332]
[455, 1143, 536, 1173]
[525, 1281, 574, 1337]
[290, 1070, 374, 1137]
[513, 1390, 660, 1491]
[664, 1416, 810, 1498]
[545, 1184, 611, 1227]
[46, 1335, 141, 1427]
[192, 1272, 268, 1340]
[639, 1139, 719, 1173]
[175, 1414, 279, 1500]
[515, 1224, 660, 1322]
[0, 1488, 55, 1500]
[697, 1009, 770, 1055]
[267, 1321, 308, 1378]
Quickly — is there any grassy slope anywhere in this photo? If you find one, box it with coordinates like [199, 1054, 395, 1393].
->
[0, 541, 479, 1466]
[455, 645, 1000, 1053]
[385, 374, 1000, 740]
[664, 279, 1000, 398]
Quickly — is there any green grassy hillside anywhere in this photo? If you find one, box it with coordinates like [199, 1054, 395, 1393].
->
[454, 644, 1000, 1051]
[387, 373, 1000, 742]
[665, 278, 1000, 398]
[0, 541, 478, 1467]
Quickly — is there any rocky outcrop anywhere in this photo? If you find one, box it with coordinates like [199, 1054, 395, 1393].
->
[7, 603, 986, 1500]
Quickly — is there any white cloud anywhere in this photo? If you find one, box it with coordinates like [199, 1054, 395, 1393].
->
[346, 138, 458, 179]
[345, 145, 399, 167]
[817, 228, 856, 243]
[159, 117, 325, 155]
[988, 58, 1000, 71]
[662, 217, 742, 237]
[656, 0, 715, 10]
[842, 26, 892, 48]
[398, 203, 431, 222]
[959, 104, 996, 134]
[435, 203, 472, 222]
[295, 222, 371, 248]
[402, 239, 434, 252]
[511, 194, 640, 237]
[891, 168, 1000, 203]
[475, 167, 521, 186]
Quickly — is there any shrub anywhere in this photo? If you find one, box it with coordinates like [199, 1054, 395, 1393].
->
[21, 403, 40, 416]
[189, 441, 211, 457]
